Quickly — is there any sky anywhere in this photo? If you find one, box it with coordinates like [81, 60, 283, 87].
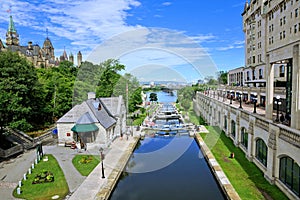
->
[0, 0, 246, 83]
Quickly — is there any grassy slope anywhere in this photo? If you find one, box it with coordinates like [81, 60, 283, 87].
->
[201, 126, 288, 200]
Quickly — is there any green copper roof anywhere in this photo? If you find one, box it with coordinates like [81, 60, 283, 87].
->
[71, 124, 99, 133]
[8, 15, 17, 33]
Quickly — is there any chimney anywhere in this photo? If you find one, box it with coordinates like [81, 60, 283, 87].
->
[88, 92, 96, 100]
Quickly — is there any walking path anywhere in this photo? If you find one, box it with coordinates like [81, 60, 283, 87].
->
[0, 133, 139, 200]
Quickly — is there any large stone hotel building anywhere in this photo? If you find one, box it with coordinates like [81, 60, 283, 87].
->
[194, 0, 300, 199]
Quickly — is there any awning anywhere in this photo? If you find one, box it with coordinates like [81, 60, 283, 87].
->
[71, 124, 99, 133]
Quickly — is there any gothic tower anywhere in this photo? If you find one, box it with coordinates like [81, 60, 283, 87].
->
[6, 15, 19, 46]
[42, 30, 55, 61]
[69, 52, 74, 64]
[77, 51, 82, 66]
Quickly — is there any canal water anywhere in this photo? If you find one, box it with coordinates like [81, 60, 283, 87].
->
[108, 136, 225, 200]
[146, 91, 177, 103]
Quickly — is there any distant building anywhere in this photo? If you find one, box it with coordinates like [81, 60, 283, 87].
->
[0, 14, 82, 67]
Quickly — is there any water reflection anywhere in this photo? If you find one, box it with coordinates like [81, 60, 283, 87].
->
[109, 136, 225, 200]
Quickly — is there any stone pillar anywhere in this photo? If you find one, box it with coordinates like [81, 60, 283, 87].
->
[235, 113, 240, 146]
[291, 44, 300, 129]
[247, 120, 254, 161]
[226, 112, 231, 136]
[265, 125, 280, 184]
[265, 54, 274, 120]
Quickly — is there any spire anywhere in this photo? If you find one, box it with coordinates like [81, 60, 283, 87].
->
[6, 13, 19, 46]
[8, 15, 17, 33]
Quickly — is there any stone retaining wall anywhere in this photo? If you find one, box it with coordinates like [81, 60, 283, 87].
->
[194, 134, 241, 200]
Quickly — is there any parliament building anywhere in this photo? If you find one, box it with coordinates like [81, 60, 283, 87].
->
[0, 15, 82, 68]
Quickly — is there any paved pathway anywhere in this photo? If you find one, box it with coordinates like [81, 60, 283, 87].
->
[0, 134, 139, 200]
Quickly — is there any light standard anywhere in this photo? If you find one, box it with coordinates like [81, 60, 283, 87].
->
[274, 95, 282, 122]
[253, 97, 257, 113]
[99, 147, 105, 179]
[239, 93, 243, 109]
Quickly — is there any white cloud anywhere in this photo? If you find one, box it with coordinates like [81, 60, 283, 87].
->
[86, 27, 218, 82]
[216, 40, 244, 51]
[0, 0, 142, 55]
[162, 2, 172, 6]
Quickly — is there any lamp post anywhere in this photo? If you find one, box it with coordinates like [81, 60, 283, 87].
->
[239, 94, 243, 109]
[99, 147, 105, 179]
[253, 98, 257, 113]
[274, 95, 281, 122]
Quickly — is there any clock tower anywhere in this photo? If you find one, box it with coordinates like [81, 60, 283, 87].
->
[6, 15, 19, 46]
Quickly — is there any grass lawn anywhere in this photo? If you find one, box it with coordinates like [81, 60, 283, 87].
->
[201, 126, 288, 200]
[13, 154, 69, 200]
[72, 155, 100, 176]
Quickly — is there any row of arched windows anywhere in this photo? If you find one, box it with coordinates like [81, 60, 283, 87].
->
[224, 116, 299, 197]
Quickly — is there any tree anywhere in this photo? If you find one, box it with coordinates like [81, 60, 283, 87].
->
[37, 60, 78, 121]
[0, 51, 44, 132]
[149, 93, 158, 103]
[217, 71, 228, 85]
[96, 59, 125, 97]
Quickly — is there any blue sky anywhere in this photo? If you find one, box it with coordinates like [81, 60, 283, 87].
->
[0, 0, 246, 82]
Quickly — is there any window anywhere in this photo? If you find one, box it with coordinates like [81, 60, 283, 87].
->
[231, 120, 236, 138]
[283, 30, 286, 38]
[279, 156, 300, 197]
[256, 138, 268, 167]
[295, 24, 298, 33]
[280, 32, 283, 40]
[259, 69, 263, 79]
[296, 8, 299, 18]
[241, 128, 248, 149]
[280, 65, 285, 77]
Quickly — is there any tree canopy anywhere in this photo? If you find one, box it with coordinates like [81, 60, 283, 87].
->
[0, 52, 142, 133]
[0, 51, 44, 131]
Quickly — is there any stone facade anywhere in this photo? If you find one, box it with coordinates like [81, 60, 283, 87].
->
[0, 15, 82, 67]
[194, 92, 300, 199]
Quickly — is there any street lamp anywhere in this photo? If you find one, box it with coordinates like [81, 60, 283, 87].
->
[253, 97, 257, 113]
[99, 147, 105, 179]
[274, 95, 282, 122]
[239, 93, 243, 109]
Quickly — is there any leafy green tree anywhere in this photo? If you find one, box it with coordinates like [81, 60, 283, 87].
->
[0, 51, 45, 132]
[149, 93, 158, 102]
[128, 87, 143, 112]
[217, 71, 228, 84]
[96, 59, 125, 97]
[37, 61, 78, 121]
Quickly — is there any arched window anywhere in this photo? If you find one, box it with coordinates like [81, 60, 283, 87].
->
[241, 128, 248, 149]
[256, 139, 268, 167]
[224, 116, 227, 130]
[279, 156, 300, 197]
[231, 120, 236, 138]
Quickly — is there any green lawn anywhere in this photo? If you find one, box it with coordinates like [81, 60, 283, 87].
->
[72, 155, 100, 176]
[13, 154, 69, 200]
[201, 126, 288, 200]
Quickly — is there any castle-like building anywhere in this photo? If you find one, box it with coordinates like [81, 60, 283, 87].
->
[194, 0, 300, 199]
[0, 15, 82, 68]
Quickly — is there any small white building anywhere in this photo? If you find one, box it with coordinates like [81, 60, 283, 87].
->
[56, 92, 126, 149]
